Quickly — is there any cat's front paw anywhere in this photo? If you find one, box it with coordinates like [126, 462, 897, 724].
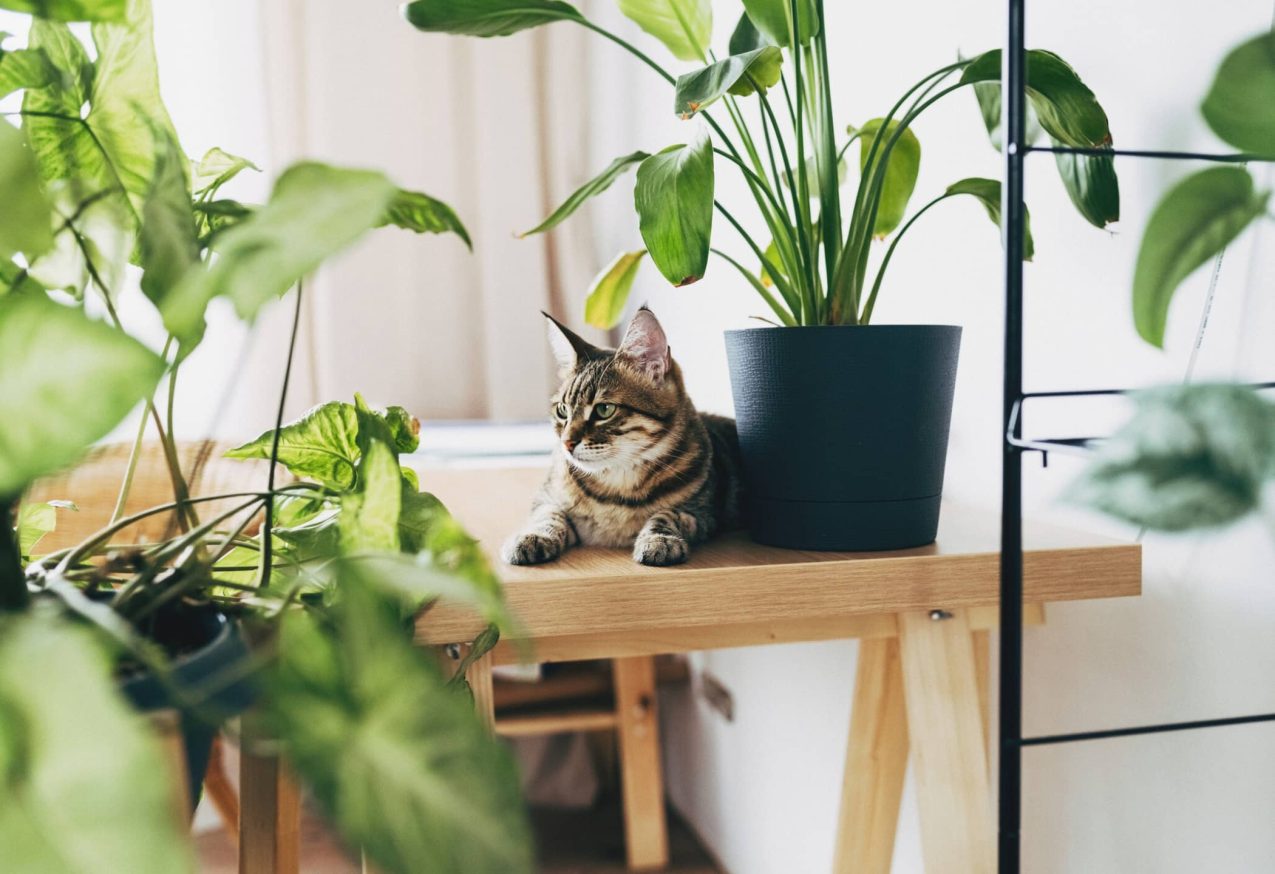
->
[633, 532, 689, 566]
[502, 531, 565, 565]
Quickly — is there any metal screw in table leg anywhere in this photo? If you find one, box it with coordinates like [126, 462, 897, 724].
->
[929, 609, 954, 621]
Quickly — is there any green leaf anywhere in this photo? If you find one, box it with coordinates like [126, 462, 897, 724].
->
[674, 47, 783, 118]
[584, 249, 645, 329]
[1201, 32, 1275, 159]
[264, 575, 531, 874]
[162, 162, 398, 349]
[0, 119, 55, 259]
[1, 259, 46, 296]
[520, 151, 649, 237]
[0, 294, 164, 496]
[970, 75, 1042, 152]
[138, 124, 198, 308]
[616, 0, 711, 63]
[1052, 143, 1119, 229]
[1133, 166, 1268, 348]
[191, 146, 259, 196]
[394, 491, 508, 620]
[0, 614, 195, 874]
[740, 0, 817, 48]
[1067, 384, 1275, 531]
[728, 11, 770, 54]
[0, 0, 126, 21]
[0, 46, 58, 99]
[944, 177, 1034, 261]
[379, 189, 471, 249]
[634, 133, 714, 286]
[402, 0, 582, 37]
[859, 118, 920, 237]
[339, 439, 402, 554]
[384, 405, 420, 454]
[226, 401, 361, 489]
[15, 500, 73, 557]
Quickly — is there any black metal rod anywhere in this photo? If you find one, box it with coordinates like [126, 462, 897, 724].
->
[999, 0, 1027, 869]
[1028, 144, 1272, 164]
[1021, 712, 1275, 746]
[1022, 381, 1275, 399]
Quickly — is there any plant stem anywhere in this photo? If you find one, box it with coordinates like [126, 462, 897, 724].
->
[710, 248, 795, 326]
[259, 282, 305, 593]
[110, 336, 176, 526]
[860, 192, 954, 323]
[812, 5, 841, 304]
[713, 200, 798, 310]
[0, 498, 28, 612]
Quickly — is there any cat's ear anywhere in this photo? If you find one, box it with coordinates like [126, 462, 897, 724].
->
[617, 306, 671, 382]
[542, 311, 598, 374]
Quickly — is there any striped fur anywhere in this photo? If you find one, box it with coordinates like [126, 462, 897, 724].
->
[502, 308, 743, 567]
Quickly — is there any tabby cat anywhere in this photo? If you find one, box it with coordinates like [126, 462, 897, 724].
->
[502, 307, 743, 567]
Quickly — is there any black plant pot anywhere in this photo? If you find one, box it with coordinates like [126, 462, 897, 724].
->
[724, 324, 961, 551]
[118, 607, 255, 813]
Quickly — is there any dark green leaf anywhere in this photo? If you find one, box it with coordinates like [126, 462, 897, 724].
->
[138, 124, 198, 308]
[616, 0, 711, 62]
[402, 0, 582, 37]
[0, 259, 45, 296]
[191, 146, 258, 196]
[0, 119, 55, 259]
[728, 11, 770, 55]
[384, 405, 420, 454]
[944, 177, 1034, 261]
[162, 162, 398, 349]
[0, 293, 164, 495]
[1133, 166, 1267, 348]
[970, 75, 1042, 151]
[740, 0, 817, 48]
[264, 577, 531, 874]
[960, 49, 1112, 148]
[339, 439, 402, 553]
[1052, 142, 1119, 229]
[0, 0, 126, 21]
[520, 151, 649, 237]
[859, 118, 920, 237]
[227, 401, 361, 489]
[584, 249, 645, 329]
[634, 133, 714, 286]
[0, 614, 195, 873]
[0, 46, 58, 99]
[1201, 32, 1275, 159]
[379, 189, 471, 249]
[674, 47, 783, 118]
[1067, 384, 1275, 531]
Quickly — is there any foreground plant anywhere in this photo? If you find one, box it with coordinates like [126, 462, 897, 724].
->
[1, 1, 529, 871]
[404, 0, 1120, 327]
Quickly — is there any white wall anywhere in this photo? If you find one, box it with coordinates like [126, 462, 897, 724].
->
[632, 2, 1275, 872]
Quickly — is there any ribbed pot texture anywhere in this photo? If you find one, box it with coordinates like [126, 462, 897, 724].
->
[724, 324, 961, 551]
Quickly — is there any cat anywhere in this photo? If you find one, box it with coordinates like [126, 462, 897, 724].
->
[502, 306, 743, 567]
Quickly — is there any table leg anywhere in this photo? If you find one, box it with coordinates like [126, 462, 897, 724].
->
[972, 629, 991, 764]
[898, 610, 994, 874]
[238, 726, 301, 874]
[833, 637, 909, 874]
[613, 655, 669, 870]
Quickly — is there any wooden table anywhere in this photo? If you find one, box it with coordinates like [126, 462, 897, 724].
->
[240, 466, 1141, 874]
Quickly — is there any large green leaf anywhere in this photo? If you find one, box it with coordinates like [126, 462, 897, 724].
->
[960, 49, 1111, 148]
[584, 249, 645, 329]
[0, 44, 58, 98]
[226, 401, 361, 490]
[859, 118, 920, 237]
[138, 125, 198, 308]
[728, 10, 769, 54]
[1067, 384, 1275, 531]
[1132, 166, 1268, 348]
[520, 151, 649, 237]
[339, 439, 402, 554]
[21, 21, 103, 201]
[0, 294, 164, 496]
[264, 576, 532, 874]
[402, 0, 582, 37]
[970, 74, 1041, 152]
[634, 133, 714, 286]
[945, 178, 1034, 261]
[162, 162, 398, 349]
[616, 0, 711, 62]
[0, 614, 195, 874]
[1201, 32, 1275, 159]
[740, 0, 817, 48]
[0, 0, 126, 20]
[674, 47, 783, 118]
[1052, 144, 1119, 229]
[0, 119, 54, 259]
[379, 189, 471, 249]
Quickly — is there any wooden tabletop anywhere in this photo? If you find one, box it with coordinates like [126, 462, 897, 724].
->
[413, 466, 1140, 657]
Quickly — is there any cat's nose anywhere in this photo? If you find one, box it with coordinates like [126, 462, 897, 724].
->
[563, 438, 578, 453]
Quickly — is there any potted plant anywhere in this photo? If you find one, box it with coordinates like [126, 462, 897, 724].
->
[0, 1, 530, 871]
[402, 0, 1121, 549]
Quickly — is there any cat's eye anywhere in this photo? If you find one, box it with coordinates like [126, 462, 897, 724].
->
[552, 402, 568, 421]
[593, 403, 617, 420]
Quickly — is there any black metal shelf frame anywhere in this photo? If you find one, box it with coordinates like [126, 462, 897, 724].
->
[998, 5, 1275, 870]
